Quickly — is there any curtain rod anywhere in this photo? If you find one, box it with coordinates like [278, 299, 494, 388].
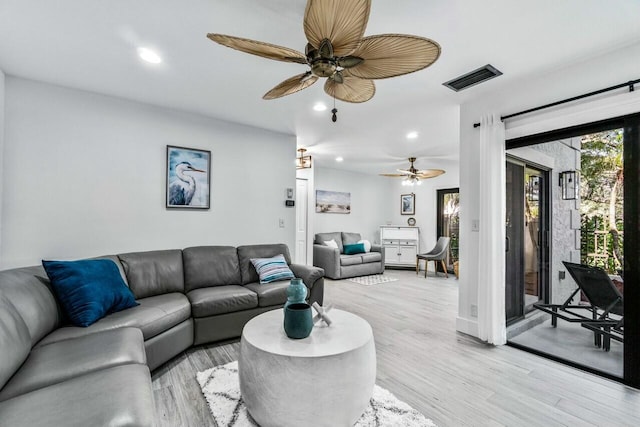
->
[473, 78, 639, 128]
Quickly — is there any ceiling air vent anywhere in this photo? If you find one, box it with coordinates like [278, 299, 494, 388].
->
[443, 64, 503, 92]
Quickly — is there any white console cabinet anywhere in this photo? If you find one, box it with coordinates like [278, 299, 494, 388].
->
[380, 226, 420, 267]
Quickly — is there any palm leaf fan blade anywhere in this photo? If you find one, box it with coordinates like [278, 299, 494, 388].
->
[379, 173, 408, 177]
[304, 0, 371, 56]
[207, 34, 307, 64]
[416, 169, 446, 179]
[264, 73, 319, 100]
[346, 34, 441, 79]
[324, 77, 375, 103]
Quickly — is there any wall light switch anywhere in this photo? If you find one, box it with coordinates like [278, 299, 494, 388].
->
[471, 220, 480, 232]
[279, 218, 285, 228]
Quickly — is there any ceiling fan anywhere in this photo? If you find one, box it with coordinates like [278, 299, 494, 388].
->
[379, 157, 445, 186]
[207, 0, 440, 120]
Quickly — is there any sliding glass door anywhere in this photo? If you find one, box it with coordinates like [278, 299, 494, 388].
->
[505, 161, 549, 324]
[436, 188, 459, 274]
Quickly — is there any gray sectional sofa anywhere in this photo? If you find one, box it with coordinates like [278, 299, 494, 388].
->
[0, 243, 324, 427]
[313, 232, 384, 279]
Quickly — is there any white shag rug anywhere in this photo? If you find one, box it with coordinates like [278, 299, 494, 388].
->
[197, 361, 436, 427]
[346, 274, 399, 286]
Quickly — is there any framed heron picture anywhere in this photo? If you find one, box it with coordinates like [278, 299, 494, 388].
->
[166, 145, 211, 209]
[401, 193, 415, 215]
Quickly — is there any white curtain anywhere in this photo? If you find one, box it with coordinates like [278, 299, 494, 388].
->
[477, 113, 507, 345]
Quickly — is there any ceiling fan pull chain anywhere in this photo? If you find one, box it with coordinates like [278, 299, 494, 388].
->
[331, 95, 337, 122]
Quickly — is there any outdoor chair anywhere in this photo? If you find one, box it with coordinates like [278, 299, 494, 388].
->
[533, 261, 624, 351]
[416, 237, 450, 278]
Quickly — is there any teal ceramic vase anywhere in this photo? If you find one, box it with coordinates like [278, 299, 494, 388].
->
[283, 303, 313, 339]
[284, 278, 307, 309]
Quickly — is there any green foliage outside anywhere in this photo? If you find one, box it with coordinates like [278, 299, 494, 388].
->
[579, 129, 624, 274]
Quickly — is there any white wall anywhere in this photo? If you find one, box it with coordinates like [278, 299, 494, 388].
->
[0, 69, 5, 260]
[457, 41, 640, 337]
[313, 167, 393, 244]
[387, 164, 459, 253]
[1, 77, 297, 268]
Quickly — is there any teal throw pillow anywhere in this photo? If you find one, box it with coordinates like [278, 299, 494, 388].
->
[344, 243, 366, 255]
[42, 259, 139, 327]
[250, 254, 295, 284]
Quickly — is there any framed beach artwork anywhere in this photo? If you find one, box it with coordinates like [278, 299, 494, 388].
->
[166, 145, 211, 209]
[401, 193, 415, 215]
[316, 190, 351, 214]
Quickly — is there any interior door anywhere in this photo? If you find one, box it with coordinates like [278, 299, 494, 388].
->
[295, 178, 308, 265]
[505, 161, 525, 323]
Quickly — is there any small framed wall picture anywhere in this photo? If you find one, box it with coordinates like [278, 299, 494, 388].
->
[166, 145, 211, 209]
[401, 193, 415, 215]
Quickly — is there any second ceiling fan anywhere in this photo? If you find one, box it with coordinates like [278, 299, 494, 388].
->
[380, 157, 445, 186]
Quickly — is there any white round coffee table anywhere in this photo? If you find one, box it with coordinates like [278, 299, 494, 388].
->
[239, 308, 376, 427]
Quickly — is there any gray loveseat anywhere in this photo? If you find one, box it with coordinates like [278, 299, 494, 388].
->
[0, 243, 323, 427]
[313, 232, 384, 279]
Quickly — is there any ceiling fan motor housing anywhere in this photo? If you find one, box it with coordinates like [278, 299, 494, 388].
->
[311, 59, 337, 77]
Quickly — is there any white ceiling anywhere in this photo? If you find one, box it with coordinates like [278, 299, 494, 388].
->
[1, 0, 639, 175]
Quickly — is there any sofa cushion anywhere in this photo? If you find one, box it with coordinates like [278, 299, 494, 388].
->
[188, 286, 258, 317]
[245, 282, 290, 307]
[315, 232, 343, 253]
[237, 244, 292, 285]
[343, 243, 366, 255]
[35, 293, 191, 345]
[340, 254, 364, 266]
[0, 328, 146, 402]
[118, 250, 184, 299]
[0, 295, 31, 391]
[0, 266, 63, 346]
[250, 254, 295, 284]
[183, 246, 241, 292]
[42, 259, 138, 327]
[361, 252, 382, 263]
[341, 232, 362, 246]
[0, 364, 155, 427]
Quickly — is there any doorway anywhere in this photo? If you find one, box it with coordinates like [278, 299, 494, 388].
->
[436, 188, 459, 274]
[295, 178, 309, 265]
[505, 160, 549, 324]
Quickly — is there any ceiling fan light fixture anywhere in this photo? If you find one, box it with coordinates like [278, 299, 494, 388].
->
[406, 131, 418, 140]
[313, 102, 327, 111]
[296, 148, 312, 169]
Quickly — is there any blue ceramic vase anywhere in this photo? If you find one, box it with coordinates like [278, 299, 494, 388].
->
[284, 278, 307, 309]
[283, 303, 313, 339]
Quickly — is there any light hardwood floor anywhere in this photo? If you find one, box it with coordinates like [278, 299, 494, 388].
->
[151, 270, 640, 426]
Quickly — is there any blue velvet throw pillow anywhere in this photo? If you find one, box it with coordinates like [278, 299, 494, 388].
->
[42, 259, 138, 327]
[250, 254, 295, 284]
[343, 243, 366, 255]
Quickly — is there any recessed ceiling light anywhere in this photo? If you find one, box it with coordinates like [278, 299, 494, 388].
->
[335, 157, 344, 162]
[138, 47, 162, 64]
[406, 131, 419, 139]
[313, 102, 327, 112]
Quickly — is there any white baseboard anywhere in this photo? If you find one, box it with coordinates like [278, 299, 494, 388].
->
[456, 316, 479, 338]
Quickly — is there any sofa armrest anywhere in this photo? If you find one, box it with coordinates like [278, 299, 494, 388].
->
[289, 264, 325, 306]
[371, 244, 385, 270]
[313, 244, 341, 280]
